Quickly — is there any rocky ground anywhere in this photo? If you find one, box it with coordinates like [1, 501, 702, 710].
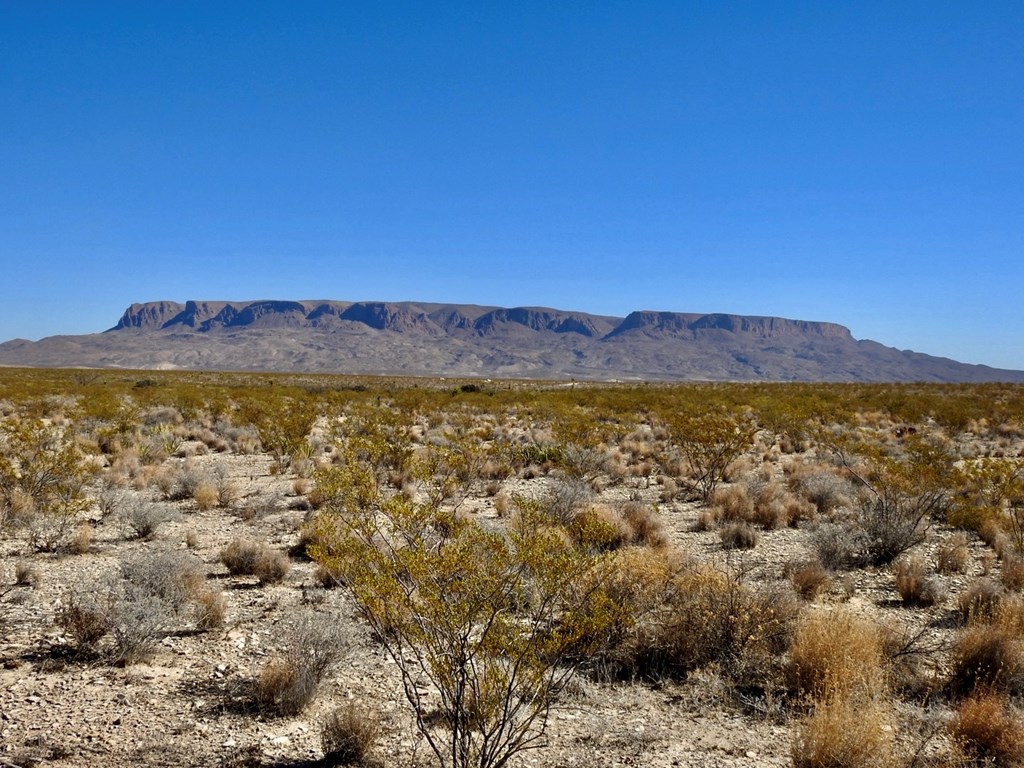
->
[0, 433, 1011, 768]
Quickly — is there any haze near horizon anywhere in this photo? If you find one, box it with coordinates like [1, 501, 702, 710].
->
[2, 2, 1022, 369]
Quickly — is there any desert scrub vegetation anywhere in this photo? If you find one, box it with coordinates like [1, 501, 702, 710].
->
[4, 369, 1024, 764]
[0, 415, 95, 551]
[57, 549, 223, 662]
[310, 431, 620, 768]
[220, 538, 291, 584]
[254, 613, 346, 716]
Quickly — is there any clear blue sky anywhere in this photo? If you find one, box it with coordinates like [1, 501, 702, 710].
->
[2, 2, 1022, 369]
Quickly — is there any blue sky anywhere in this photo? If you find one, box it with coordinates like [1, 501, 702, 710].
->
[2, 2, 1022, 369]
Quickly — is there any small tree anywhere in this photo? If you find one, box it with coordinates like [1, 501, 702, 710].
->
[237, 395, 318, 471]
[0, 416, 93, 549]
[311, 444, 613, 768]
[664, 408, 755, 503]
[823, 432, 958, 566]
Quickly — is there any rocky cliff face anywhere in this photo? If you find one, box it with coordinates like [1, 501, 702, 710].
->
[5, 299, 1022, 383]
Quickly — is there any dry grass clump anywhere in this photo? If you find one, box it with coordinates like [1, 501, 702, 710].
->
[949, 692, 1024, 767]
[69, 522, 92, 554]
[14, 561, 40, 588]
[957, 578, 1005, 625]
[791, 693, 896, 768]
[937, 532, 971, 574]
[719, 521, 759, 550]
[894, 555, 945, 607]
[620, 500, 667, 548]
[948, 622, 1024, 699]
[750, 480, 816, 529]
[1000, 553, 1024, 591]
[320, 703, 380, 766]
[711, 484, 753, 523]
[787, 608, 886, 699]
[254, 614, 347, 716]
[786, 559, 832, 601]
[220, 538, 291, 584]
[193, 586, 228, 629]
[595, 557, 798, 686]
[193, 482, 219, 511]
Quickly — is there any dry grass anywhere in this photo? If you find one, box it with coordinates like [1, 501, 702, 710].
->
[894, 555, 944, 607]
[719, 521, 758, 550]
[220, 538, 291, 584]
[949, 692, 1024, 767]
[948, 623, 1024, 699]
[193, 482, 219, 511]
[791, 693, 896, 768]
[193, 587, 227, 630]
[957, 578, 1004, 625]
[253, 614, 346, 716]
[937, 533, 971, 574]
[787, 608, 886, 699]
[620, 500, 667, 548]
[1001, 554, 1024, 591]
[320, 703, 380, 766]
[69, 523, 92, 555]
[786, 560, 832, 601]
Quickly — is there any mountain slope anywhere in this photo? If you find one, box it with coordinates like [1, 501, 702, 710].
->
[1, 299, 1021, 383]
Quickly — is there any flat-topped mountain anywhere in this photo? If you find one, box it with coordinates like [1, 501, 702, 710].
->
[1, 299, 1021, 383]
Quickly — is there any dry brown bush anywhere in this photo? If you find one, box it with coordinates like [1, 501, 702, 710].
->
[14, 561, 40, 587]
[948, 623, 1024, 699]
[620, 500, 667, 548]
[193, 482, 218, 511]
[1001, 554, 1024, 591]
[786, 560, 832, 601]
[894, 555, 945, 607]
[787, 608, 886, 699]
[711, 484, 753, 523]
[253, 614, 346, 716]
[220, 538, 291, 584]
[791, 693, 896, 768]
[320, 703, 380, 766]
[493, 491, 510, 517]
[57, 596, 109, 652]
[597, 560, 797, 686]
[958, 578, 1005, 625]
[788, 467, 853, 515]
[949, 692, 1024, 767]
[194, 587, 227, 630]
[69, 523, 92, 555]
[937, 532, 971, 574]
[720, 522, 758, 550]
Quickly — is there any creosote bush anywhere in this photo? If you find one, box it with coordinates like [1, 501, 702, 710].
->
[0, 416, 94, 551]
[311, 445, 619, 768]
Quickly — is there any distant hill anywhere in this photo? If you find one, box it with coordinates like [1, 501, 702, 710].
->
[1, 299, 1022, 383]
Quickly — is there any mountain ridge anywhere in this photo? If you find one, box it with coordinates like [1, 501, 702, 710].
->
[1, 298, 1020, 383]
